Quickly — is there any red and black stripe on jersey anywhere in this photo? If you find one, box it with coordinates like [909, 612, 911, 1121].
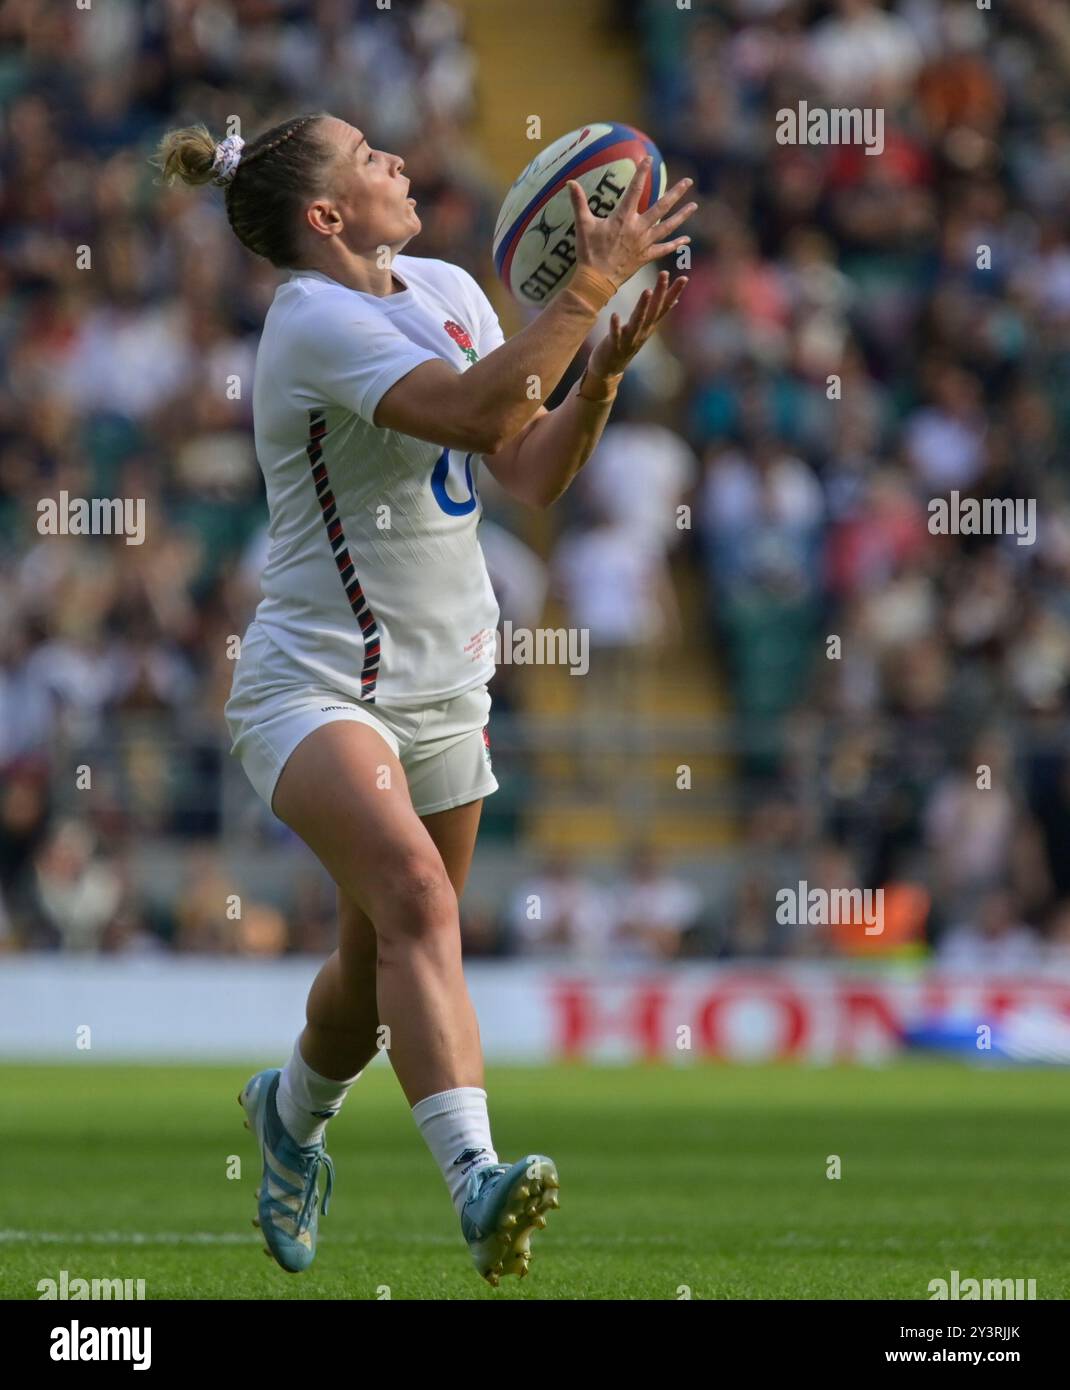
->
[306, 408, 381, 700]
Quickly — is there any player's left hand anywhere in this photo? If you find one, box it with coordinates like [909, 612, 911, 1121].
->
[585, 269, 688, 379]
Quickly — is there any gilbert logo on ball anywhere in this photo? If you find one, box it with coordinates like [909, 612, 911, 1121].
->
[493, 122, 667, 308]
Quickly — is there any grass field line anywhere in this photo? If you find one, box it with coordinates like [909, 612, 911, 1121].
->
[0, 1230, 257, 1246]
[0, 1229, 681, 1248]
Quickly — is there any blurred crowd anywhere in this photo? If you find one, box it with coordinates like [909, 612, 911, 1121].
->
[593, 0, 1070, 963]
[1, 0, 1069, 962]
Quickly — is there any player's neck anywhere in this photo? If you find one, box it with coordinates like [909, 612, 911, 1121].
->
[298, 242, 408, 297]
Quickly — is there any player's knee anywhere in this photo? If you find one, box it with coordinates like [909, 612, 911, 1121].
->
[372, 852, 456, 940]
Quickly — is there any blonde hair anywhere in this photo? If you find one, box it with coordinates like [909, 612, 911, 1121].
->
[151, 113, 333, 267]
[153, 123, 220, 187]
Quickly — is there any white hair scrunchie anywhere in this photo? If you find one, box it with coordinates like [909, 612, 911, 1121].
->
[211, 134, 245, 185]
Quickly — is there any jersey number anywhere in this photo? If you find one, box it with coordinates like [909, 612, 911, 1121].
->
[431, 448, 478, 516]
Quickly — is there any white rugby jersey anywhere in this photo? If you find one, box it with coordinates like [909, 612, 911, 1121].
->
[249, 256, 504, 705]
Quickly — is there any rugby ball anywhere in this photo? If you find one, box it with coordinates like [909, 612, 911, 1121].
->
[493, 122, 667, 309]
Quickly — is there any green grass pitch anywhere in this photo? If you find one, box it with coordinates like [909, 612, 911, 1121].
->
[2, 1060, 1067, 1300]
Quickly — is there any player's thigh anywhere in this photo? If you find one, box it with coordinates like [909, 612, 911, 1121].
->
[273, 720, 454, 929]
[421, 798, 484, 899]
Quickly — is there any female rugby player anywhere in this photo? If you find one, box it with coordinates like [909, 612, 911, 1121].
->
[154, 112, 694, 1285]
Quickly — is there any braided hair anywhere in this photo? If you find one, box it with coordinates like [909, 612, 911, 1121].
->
[152, 113, 334, 268]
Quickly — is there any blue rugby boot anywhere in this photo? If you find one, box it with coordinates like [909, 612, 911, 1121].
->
[238, 1068, 335, 1273]
[461, 1154, 559, 1286]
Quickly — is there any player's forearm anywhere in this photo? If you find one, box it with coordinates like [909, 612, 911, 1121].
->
[467, 271, 618, 450]
[500, 366, 624, 508]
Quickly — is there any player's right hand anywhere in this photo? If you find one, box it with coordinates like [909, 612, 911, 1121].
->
[567, 157, 696, 291]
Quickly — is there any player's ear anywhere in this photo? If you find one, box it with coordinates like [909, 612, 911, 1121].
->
[306, 199, 342, 236]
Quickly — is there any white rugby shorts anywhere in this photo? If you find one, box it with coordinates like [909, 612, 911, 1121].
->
[225, 622, 498, 817]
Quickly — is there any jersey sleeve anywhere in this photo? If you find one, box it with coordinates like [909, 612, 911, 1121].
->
[452, 264, 506, 357]
[290, 289, 442, 425]
[475, 286, 506, 357]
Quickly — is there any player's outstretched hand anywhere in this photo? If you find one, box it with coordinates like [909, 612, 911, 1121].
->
[586, 269, 689, 378]
[567, 156, 695, 291]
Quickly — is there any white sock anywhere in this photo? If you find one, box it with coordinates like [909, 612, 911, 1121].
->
[412, 1086, 499, 1214]
[275, 1040, 363, 1147]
